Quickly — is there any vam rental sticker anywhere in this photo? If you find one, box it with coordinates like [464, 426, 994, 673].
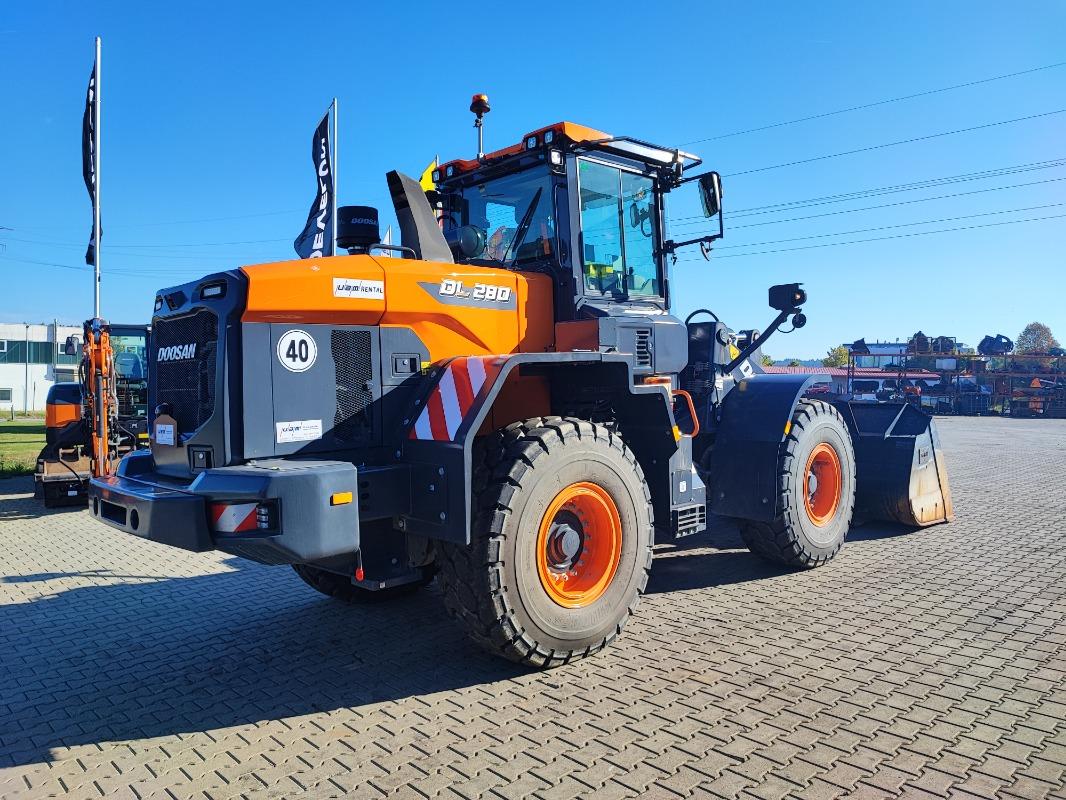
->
[333, 277, 385, 300]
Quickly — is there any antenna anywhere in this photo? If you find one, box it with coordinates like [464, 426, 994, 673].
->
[470, 93, 491, 160]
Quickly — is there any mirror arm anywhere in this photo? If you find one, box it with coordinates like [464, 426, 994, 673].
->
[676, 169, 717, 186]
[662, 208, 725, 255]
[723, 309, 793, 374]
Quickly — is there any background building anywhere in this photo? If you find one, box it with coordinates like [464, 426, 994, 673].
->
[763, 365, 939, 395]
[0, 322, 83, 413]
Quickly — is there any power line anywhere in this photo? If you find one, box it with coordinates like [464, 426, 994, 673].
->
[0, 254, 214, 275]
[669, 176, 1066, 232]
[7, 208, 302, 232]
[669, 157, 1066, 222]
[674, 212, 1066, 262]
[0, 237, 284, 261]
[721, 109, 1066, 178]
[105, 237, 289, 249]
[709, 202, 1065, 250]
[679, 61, 1066, 145]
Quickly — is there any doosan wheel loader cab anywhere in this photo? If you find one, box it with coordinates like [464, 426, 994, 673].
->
[88, 98, 952, 668]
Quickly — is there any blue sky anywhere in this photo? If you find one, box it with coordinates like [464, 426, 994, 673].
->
[1, 1, 1063, 358]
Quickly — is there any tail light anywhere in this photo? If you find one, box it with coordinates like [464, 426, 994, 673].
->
[209, 500, 279, 534]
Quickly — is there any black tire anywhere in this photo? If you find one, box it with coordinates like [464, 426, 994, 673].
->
[292, 563, 434, 604]
[438, 417, 654, 668]
[738, 399, 856, 568]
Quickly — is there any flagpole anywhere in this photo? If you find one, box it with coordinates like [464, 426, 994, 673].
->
[93, 36, 102, 317]
[331, 97, 338, 257]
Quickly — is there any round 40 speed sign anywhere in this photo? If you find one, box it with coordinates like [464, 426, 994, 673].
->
[277, 329, 318, 373]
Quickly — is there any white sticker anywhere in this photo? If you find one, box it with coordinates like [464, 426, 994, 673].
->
[333, 277, 385, 300]
[155, 423, 175, 446]
[276, 419, 323, 444]
[277, 329, 318, 373]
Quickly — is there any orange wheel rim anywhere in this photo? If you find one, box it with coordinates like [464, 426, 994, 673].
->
[536, 482, 623, 608]
[803, 443, 842, 526]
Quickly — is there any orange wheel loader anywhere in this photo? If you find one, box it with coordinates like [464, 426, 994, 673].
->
[89, 109, 952, 667]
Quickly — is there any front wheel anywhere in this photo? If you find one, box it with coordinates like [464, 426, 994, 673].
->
[739, 399, 856, 568]
[438, 417, 654, 668]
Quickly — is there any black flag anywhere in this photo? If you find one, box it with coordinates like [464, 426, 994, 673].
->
[294, 110, 334, 258]
[82, 62, 99, 265]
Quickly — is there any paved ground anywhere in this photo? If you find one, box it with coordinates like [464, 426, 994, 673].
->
[1, 417, 1064, 800]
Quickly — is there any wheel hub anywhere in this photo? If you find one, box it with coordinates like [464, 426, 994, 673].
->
[536, 482, 623, 608]
[803, 443, 842, 526]
[545, 516, 584, 571]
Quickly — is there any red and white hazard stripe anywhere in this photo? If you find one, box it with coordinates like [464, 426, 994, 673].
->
[409, 356, 505, 441]
[210, 502, 258, 533]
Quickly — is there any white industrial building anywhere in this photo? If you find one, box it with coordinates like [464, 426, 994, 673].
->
[0, 322, 83, 413]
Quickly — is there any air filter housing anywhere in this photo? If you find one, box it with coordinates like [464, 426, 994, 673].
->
[337, 205, 380, 253]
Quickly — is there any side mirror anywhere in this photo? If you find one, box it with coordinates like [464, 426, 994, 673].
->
[698, 172, 723, 218]
[63, 335, 81, 356]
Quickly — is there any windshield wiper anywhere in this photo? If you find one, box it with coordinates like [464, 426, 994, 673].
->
[501, 188, 542, 264]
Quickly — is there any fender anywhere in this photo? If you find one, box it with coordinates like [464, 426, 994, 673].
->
[398, 352, 681, 543]
[707, 373, 817, 521]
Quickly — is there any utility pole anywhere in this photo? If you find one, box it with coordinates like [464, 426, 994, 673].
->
[24, 324, 30, 414]
[92, 36, 102, 318]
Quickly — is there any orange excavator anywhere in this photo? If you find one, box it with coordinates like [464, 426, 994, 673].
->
[34, 320, 148, 506]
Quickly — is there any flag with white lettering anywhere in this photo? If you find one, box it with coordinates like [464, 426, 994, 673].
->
[294, 110, 334, 258]
[82, 61, 99, 265]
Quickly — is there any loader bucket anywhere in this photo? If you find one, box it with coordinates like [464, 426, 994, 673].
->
[835, 402, 954, 527]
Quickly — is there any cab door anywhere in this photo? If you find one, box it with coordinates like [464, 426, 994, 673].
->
[569, 156, 666, 312]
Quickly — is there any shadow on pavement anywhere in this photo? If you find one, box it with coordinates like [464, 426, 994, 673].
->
[0, 505, 924, 768]
[0, 560, 525, 768]
[0, 478, 86, 522]
[648, 516, 793, 594]
[847, 520, 915, 541]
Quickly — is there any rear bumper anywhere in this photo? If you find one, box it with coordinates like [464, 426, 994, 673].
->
[89, 450, 361, 564]
[91, 470, 214, 551]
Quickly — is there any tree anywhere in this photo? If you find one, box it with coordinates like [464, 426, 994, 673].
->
[1016, 322, 1059, 354]
[822, 345, 849, 368]
[788, 359, 803, 367]
[759, 353, 774, 367]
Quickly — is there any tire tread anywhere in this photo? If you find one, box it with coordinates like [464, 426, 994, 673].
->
[738, 399, 855, 569]
[438, 417, 653, 668]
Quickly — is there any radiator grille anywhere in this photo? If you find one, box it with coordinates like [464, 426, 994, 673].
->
[635, 328, 652, 368]
[152, 309, 218, 433]
[332, 330, 374, 444]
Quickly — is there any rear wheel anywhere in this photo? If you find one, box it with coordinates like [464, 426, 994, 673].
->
[438, 417, 653, 668]
[739, 399, 856, 568]
[292, 563, 434, 604]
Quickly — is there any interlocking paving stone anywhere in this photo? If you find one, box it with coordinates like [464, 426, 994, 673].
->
[2, 417, 1065, 799]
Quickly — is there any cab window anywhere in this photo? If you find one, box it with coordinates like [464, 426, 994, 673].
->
[622, 171, 658, 296]
[578, 159, 660, 298]
[444, 165, 556, 266]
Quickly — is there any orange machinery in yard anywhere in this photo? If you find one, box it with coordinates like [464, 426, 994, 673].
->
[35, 320, 148, 507]
[88, 102, 952, 667]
